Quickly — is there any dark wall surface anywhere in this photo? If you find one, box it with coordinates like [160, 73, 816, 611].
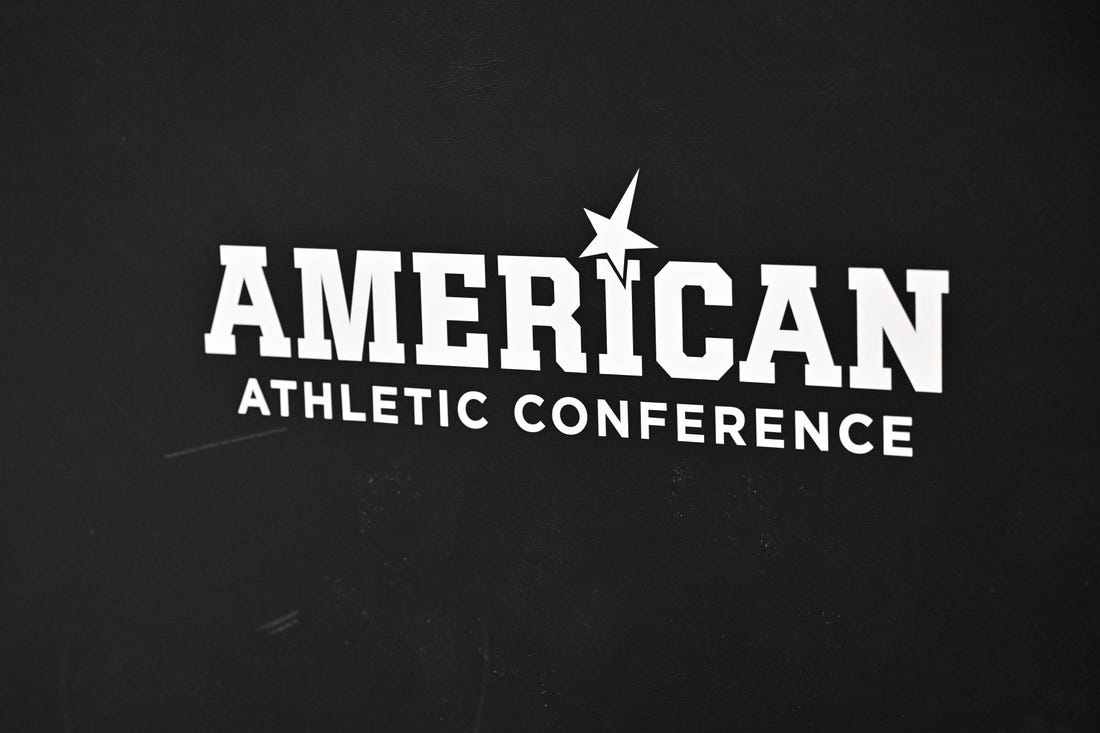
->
[2, 1, 1098, 731]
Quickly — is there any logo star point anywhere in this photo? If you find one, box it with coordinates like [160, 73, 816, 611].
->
[579, 169, 658, 281]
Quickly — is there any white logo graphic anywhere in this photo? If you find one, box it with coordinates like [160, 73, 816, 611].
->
[203, 169, 951, 455]
[579, 169, 658, 282]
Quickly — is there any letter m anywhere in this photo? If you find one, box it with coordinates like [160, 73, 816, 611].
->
[294, 248, 404, 362]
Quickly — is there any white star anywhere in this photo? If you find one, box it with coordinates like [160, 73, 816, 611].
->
[580, 169, 657, 281]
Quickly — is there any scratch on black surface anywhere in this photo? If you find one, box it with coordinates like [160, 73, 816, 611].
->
[257, 609, 300, 637]
[58, 638, 72, 733]
[164, 427, 288, 459]
[473, 617, 489, 733]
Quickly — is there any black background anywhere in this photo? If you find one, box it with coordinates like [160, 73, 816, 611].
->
[2, 1, 1098, 731]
